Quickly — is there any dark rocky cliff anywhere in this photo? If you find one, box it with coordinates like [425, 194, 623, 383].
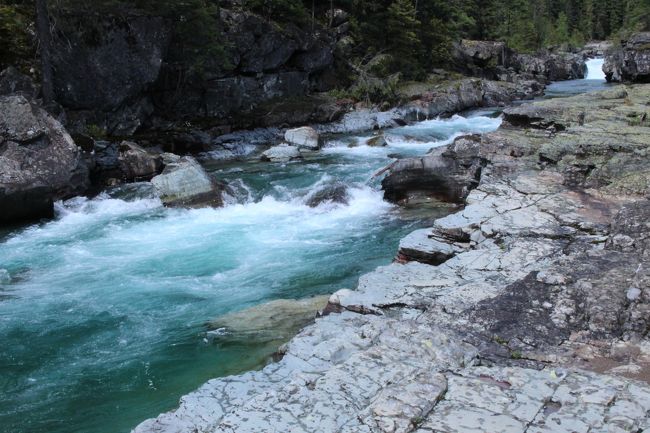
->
[50, 9, 341, 138]
[604, 32, 650, 83]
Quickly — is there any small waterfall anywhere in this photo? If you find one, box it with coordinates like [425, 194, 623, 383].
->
[585, 58, 606, 81]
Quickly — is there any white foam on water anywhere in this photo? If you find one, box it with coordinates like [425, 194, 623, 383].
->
[0, 106, 505, 433]
[323, 114, 502, 157]
[585, 58, 606, 81]
[396, 114, 502, 134]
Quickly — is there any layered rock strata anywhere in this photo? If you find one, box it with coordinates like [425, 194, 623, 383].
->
[134, 86, 650, 432]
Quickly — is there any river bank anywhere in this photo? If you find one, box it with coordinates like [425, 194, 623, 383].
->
[0, 52, 644, 432]
[134, 82, 650, 432]
[0, 100, 506, 433]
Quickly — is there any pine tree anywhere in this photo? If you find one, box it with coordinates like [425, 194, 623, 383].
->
[385, 0, 423, 78]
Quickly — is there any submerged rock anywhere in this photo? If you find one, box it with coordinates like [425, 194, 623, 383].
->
[304, 181, 350, 207]
[151, 156, 223, 207]
[208, 296, 329, 343]
[0, 95, 89, 223]
[284, 126, 321, 150]
[260, 144, 302, 162]
[366, 134, 388, 147]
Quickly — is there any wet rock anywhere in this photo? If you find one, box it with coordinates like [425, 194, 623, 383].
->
[604, 32, 650, 83]
[304, 182, 349, 207]
[367, 134, 388, 147]
[284, 126, 320, 150]
[117, 141, 162, 181]
[260, 144, 302, 162]
[151, 156, 223, 207]
[208, 296, 329, 343]
[382, 136, 486, 204]
[0, 95, 89, 223]
[105, 181, 157, 201]
[398, 228, 468, 265]
[135, 70, 650, 433]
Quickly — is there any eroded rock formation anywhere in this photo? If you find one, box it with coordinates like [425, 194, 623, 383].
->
[0, 95, 89, 223]
[134, 83, 650, 433]
[604, 32, 650, 83]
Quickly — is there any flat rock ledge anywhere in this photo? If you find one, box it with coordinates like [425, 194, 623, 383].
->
[134, 85, 650, 433]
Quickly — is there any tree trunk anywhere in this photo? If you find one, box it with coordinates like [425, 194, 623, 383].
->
[330, 0, 334, 27]
[35, 0, 54, 104]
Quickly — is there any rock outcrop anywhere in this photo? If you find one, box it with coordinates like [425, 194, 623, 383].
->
[48, 8, 339, 136]
[0, 95, 89, 223]
[52, 14, 170, 136]
[117, 141, 163, 181]
[513, 51, 586, 81]
[452, 39, 586, 82]
[135, 85, 650, 433]
[604, 32, 650, 83]
[260, 144, 303, 162]
[284, 126, 321, 150]
[151, 156, 223, 207]
[382, 135, 486, 203]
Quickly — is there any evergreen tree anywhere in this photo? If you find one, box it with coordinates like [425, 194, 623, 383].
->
[385, 0, 423, 78]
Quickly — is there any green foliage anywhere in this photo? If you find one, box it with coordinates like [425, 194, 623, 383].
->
[52, 0, 229, 75]
[349, 73, 400, 105]
[385, 0, 422, 77]
[86, 123, 108, 139]
[0, 3, 33, 70]
[5, 0, 650, 103]
[625, 0, 650, 32]
[243, 0, 309, 23]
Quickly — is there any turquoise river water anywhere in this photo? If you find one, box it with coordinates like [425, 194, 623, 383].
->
[0, 61, 607, 433]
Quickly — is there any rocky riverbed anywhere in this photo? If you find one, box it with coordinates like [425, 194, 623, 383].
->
[135, 85, 650, 432]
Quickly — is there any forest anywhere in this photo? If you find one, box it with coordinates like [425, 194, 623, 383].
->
[1, 0, 649, 81]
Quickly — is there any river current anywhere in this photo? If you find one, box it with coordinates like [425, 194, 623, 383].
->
[0, 59, 607, 433]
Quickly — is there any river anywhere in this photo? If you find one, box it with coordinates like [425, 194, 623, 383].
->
[0, 59, 607, 433]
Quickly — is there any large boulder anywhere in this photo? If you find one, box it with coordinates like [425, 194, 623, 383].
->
[117, 141, 162, 181]
[452, 40, 585, 82]
[260, 144, 302, 162]
[0, 95, 89, 223]
[304, 181, 349, 207]
[284, 126, 320, 150]
[381, 135, 486, 204]
[151, 156, 223, 207]
[604, 32, 650, 83]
